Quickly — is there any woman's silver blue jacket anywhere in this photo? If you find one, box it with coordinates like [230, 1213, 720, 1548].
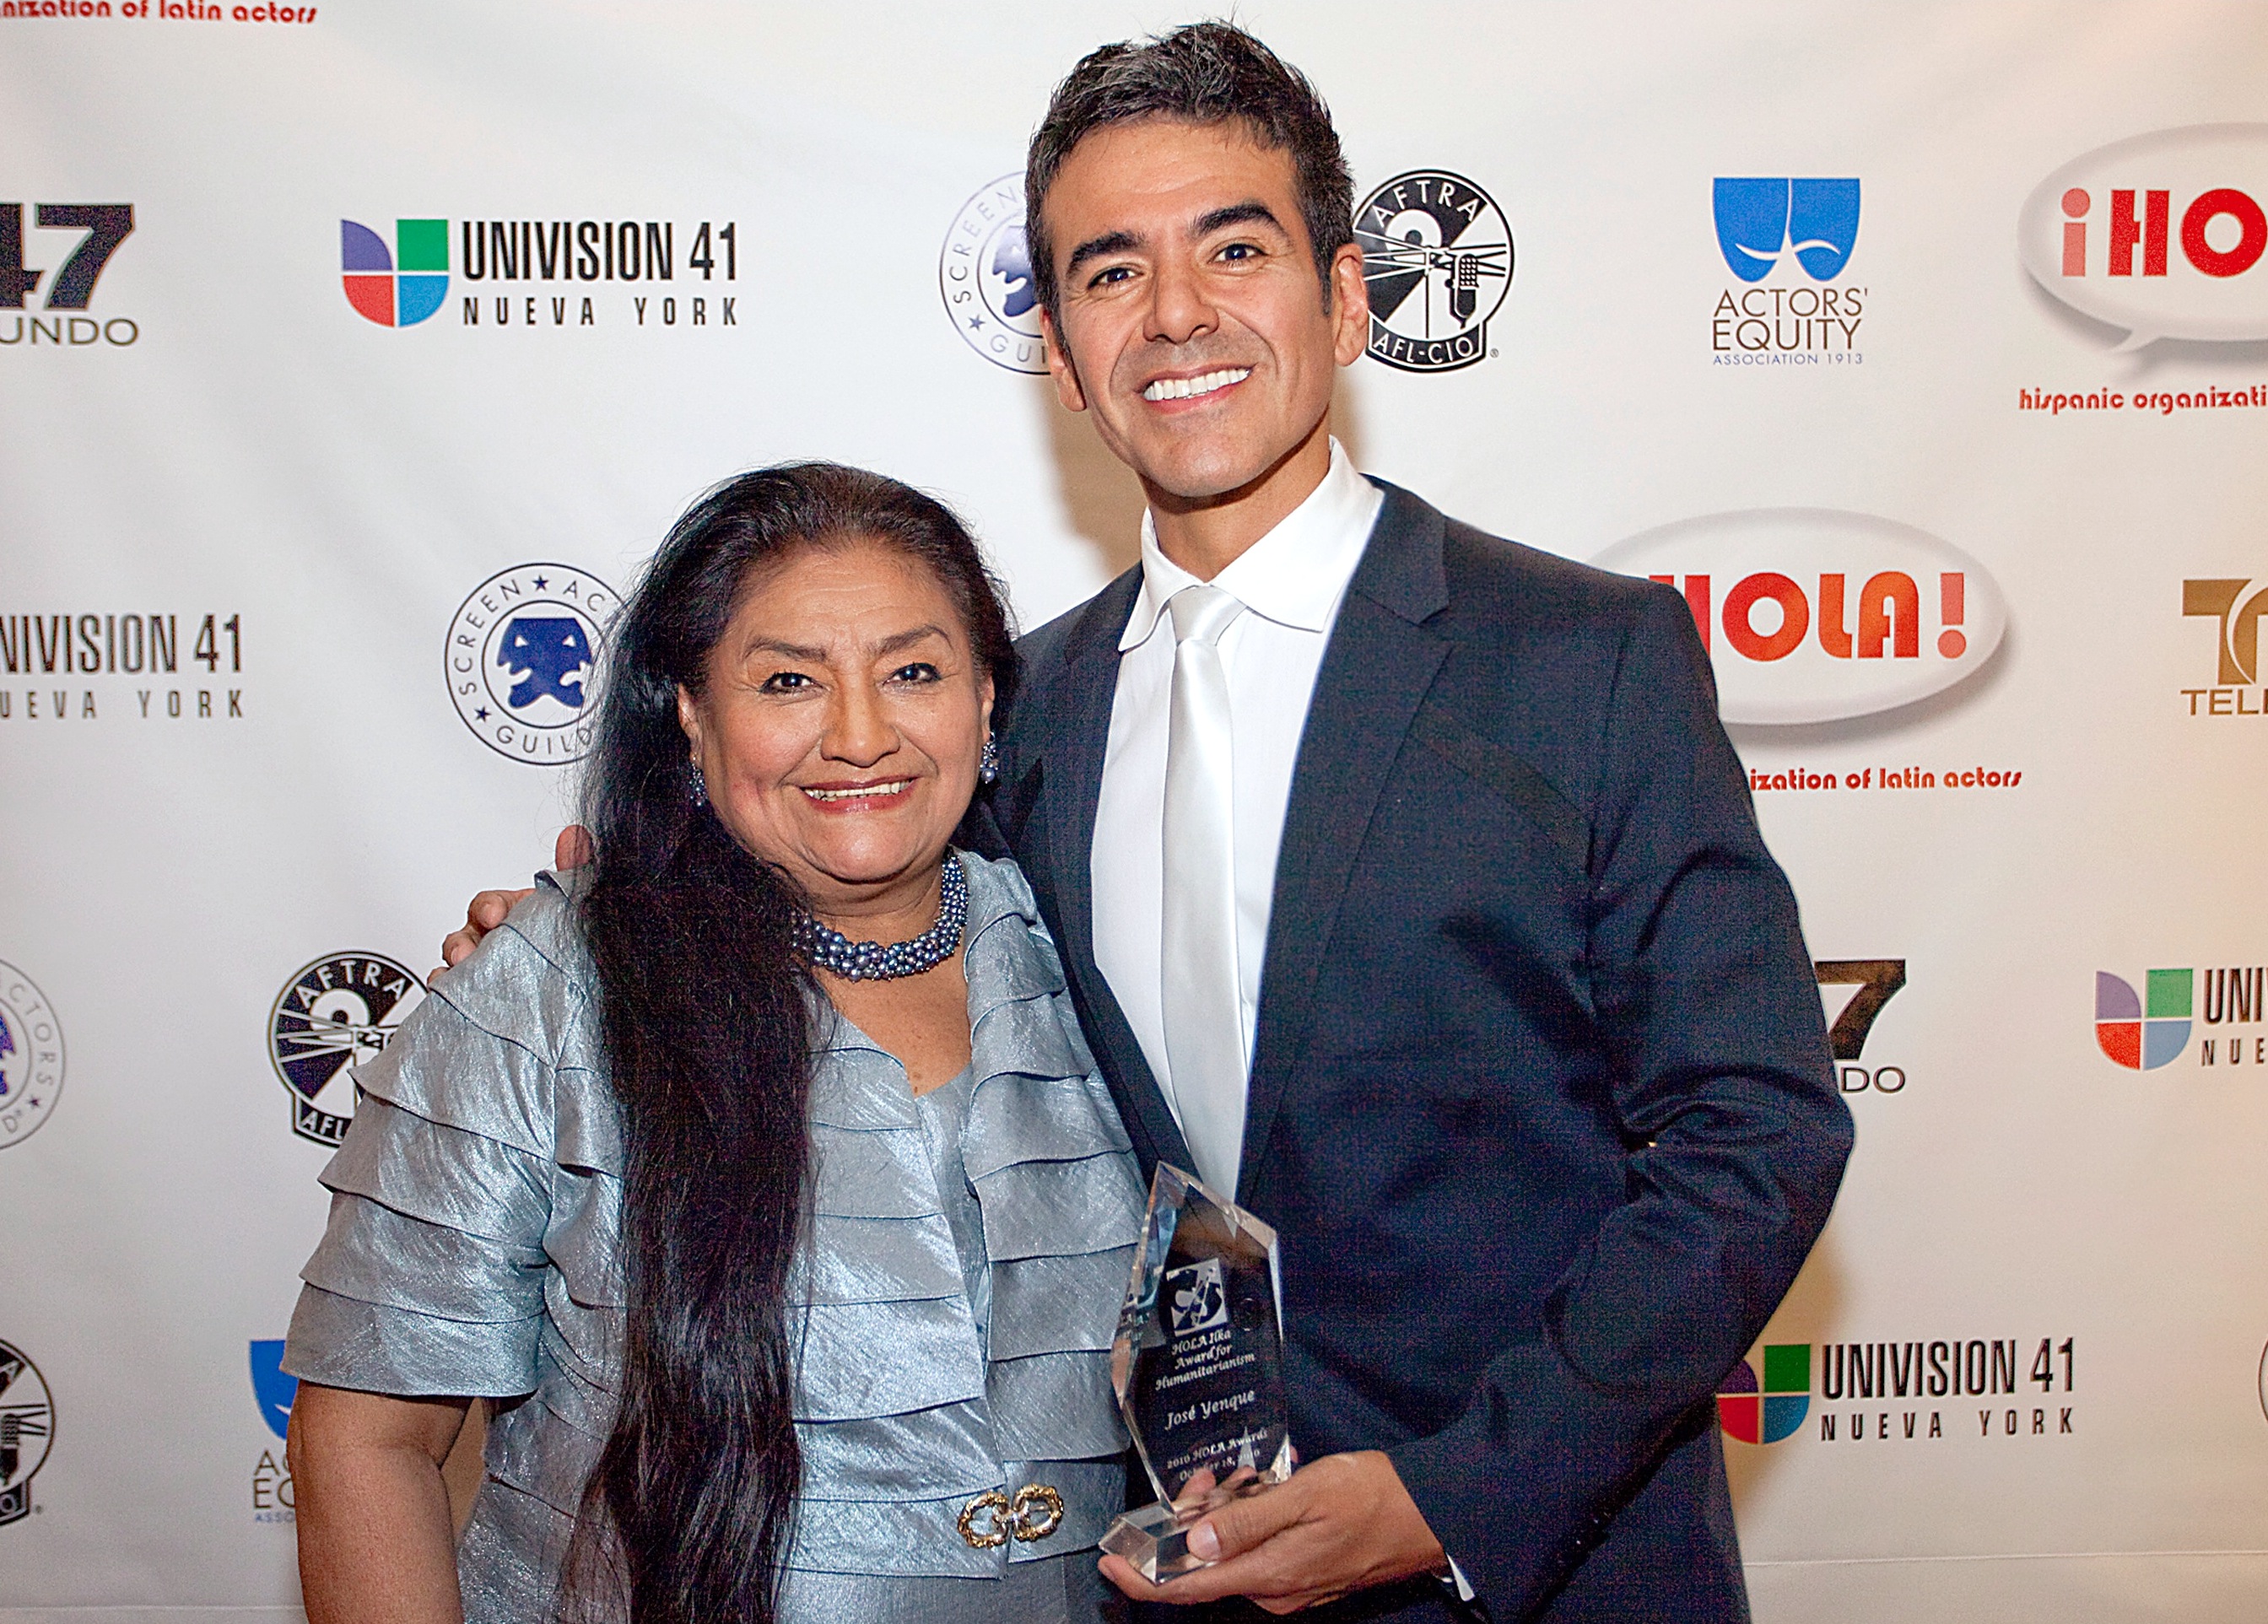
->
[283, 852, 1145, 1611]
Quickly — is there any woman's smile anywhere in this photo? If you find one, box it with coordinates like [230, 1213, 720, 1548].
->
[798, 775, 917, 809]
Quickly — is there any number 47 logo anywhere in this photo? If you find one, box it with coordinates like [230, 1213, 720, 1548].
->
[3, 204, 135, 310]
[1816, 958, 1907, 1093]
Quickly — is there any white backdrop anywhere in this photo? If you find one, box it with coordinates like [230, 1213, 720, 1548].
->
[4, 3, 2267, 1619]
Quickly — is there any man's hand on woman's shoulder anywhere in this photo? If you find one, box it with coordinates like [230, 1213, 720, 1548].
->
[432, 826, 593, 982]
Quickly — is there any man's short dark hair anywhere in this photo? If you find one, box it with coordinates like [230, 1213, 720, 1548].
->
[1024, 21, 1356, 325]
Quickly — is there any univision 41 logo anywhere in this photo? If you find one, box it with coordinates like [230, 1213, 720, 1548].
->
[2095, 963, 2265, 1071]
[340, 214, 741, 332]
[1720, 1335, 2077, 1447]
[1595, 510, 2006, 725]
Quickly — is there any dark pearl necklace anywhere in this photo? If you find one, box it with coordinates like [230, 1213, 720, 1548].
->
[792, 855, 968, 980]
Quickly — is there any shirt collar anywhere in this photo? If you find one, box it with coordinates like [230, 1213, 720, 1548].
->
[1119, 439, 1385, 652]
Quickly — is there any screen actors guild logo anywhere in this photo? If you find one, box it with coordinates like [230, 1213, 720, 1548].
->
[0, 1340, 54, 1528]
[445, 564, 618, 764]
[939, 175, 1047, 375]
[0, 958, 64, 1150]
[267, 953, 424, 1147]
[1356, 170, 1512, 373]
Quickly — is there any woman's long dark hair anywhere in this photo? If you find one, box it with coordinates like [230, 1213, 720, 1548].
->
[561, 462, 1018, 1624]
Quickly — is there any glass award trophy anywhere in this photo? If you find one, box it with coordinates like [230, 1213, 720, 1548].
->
[1099, 1164, 1294, 1582]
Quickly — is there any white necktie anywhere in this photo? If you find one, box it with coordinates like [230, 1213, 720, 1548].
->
[1160, 583, 1247, 1198]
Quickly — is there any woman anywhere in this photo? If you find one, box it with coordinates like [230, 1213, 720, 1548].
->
[283, 465, 1146, 1624]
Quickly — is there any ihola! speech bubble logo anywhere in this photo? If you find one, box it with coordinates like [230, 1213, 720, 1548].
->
[2021, 124, 2268, 351]
[1594, 510, 2008, 726]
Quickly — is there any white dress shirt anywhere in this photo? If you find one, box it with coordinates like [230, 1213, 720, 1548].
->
[1090, 440, 1385, 1150]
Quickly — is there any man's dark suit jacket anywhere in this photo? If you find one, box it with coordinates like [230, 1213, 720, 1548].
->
[981, 481, 1853, 1622]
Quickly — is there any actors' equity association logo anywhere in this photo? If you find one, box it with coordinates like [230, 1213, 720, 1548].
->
[446, 564, 618, 764]
[250, 1338, 297, 1522]
[0, 958, 64, 1149]
[2, 202, 138, 348]
[1711, 178, 1864, 362]
[1355, 170, 1512, 373]
[250, 1340, 295, 1441]
[267, 953, 424, 1146]
[1594, 510, 2006, 726]
[0, 1339, 53, 1528]
[2022, 125, 2268, 350]
[939, 175, 1045, 375]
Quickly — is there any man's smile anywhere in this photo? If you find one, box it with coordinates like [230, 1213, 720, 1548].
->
[1141, 366, 1252, 404]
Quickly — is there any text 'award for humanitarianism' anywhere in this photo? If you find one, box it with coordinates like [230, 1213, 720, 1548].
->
[1099, 1164, 1294, 1581]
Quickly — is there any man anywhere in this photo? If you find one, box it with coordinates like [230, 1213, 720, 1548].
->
[448, 24, 1850, 1621]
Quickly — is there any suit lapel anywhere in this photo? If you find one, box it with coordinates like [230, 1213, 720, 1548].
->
[1020, 571, 1196, 1179]
[1239, 483, 1450, 1195]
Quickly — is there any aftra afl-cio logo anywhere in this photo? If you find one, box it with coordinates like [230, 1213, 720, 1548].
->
[0, 1339, 54, 1528]
[268, 953, 424, 1147]
[940, 175, 1046, 375]
[0, 958, 64, 1150]
[446, 564, 619, 764]
[1356, 170, 1513, 373]
[1594, 510, 2009, 726]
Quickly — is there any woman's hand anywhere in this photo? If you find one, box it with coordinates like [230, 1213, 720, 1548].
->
[289, 1383, 477, 1624]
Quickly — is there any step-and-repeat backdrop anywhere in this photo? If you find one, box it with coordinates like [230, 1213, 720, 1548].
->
[3, 3, 2265, 1619]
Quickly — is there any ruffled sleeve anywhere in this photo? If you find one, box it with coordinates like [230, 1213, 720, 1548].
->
[958, 856, 1146, 1463]
[284, 871, 620, 1400]
[780, 854, 1148, 1573]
